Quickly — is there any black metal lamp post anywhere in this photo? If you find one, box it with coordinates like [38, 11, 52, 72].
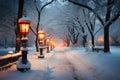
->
[17, 16, 31, 72]
[50, 40, 53, 51]
[46, 37, 50, 53]
[38, 30, 45, 58]
[53, 42, 56, 49]
[50, 40, 56, 50]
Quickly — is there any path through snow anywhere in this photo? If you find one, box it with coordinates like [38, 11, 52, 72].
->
[0, 47, 120, 80]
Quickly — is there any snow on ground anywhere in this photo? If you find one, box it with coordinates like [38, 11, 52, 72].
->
[0, 46, 120, 80]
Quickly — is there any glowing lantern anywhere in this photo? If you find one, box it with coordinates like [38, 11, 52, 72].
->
[50, 40, 53, 44]
[38, 30, 45, 41]
[46, 37, 50, 43]
[18, 16, 31, 35]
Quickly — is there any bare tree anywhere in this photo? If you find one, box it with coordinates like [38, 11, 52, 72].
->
[33, 0, 55, 51]
[62, 35, 70, 47]
[67, 24, 79, 45]
[73, 17, 88, 47]
[82, 9, 96, 50]
[55, 10, 87, 46]
[68, 0, 120, 52]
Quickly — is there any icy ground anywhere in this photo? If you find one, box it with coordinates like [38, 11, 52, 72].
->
[0, 46, 120, 80]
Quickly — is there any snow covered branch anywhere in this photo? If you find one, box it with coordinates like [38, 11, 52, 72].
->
[68, 0, 104, 26]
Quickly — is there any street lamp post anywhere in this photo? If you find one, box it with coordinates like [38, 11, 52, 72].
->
[38, 30, 45, 58]
[50, 40, 53, 51]
[17, 16, 31, 72]
[50, 40, 56, 50]
[53, 42, 56, 49]
[46, 37, 50, 53]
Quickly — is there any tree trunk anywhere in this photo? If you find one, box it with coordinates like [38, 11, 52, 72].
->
[104, 26, 110, 52]
[91, 35, 95, 50]
[35, 33, 39, 52]
[35, 38, 39, 52]
[104, 0, 111, 52]
[66, 37, 70, 47]
[34, 0, 55, 52]
[15, 0, 24, 53]
[83, 35, 87, 47]
[35, 12, 40, 52]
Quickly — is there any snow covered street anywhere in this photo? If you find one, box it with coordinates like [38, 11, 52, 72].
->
[0, 47, 120, 80]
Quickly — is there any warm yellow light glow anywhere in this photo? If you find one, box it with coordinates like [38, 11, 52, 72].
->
[50, 40, 53, 45]
[20, 23, 30, 35]
[39, 34, 45, 40]
[50, 40, 52, 43]
[38, 30, 45, 40]
[18, 16, 31, 35]
[97, 36, 104, 43]
[97, 36, 112, 44]
[60, 42, 67, 47]
[53, 42, 56, 47]
[46, 39, 50, 42]
[89, 40, 92, 44]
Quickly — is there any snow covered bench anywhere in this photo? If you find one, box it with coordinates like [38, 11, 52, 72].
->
[93, 47, 104, 52]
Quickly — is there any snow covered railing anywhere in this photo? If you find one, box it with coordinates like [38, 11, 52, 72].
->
[0, 51, 21, 71]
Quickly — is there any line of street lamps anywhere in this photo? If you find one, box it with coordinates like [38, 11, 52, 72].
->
[37, 30, 56, 58]
[38, 30, 45, 58]
[16, 15, 56, 72]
